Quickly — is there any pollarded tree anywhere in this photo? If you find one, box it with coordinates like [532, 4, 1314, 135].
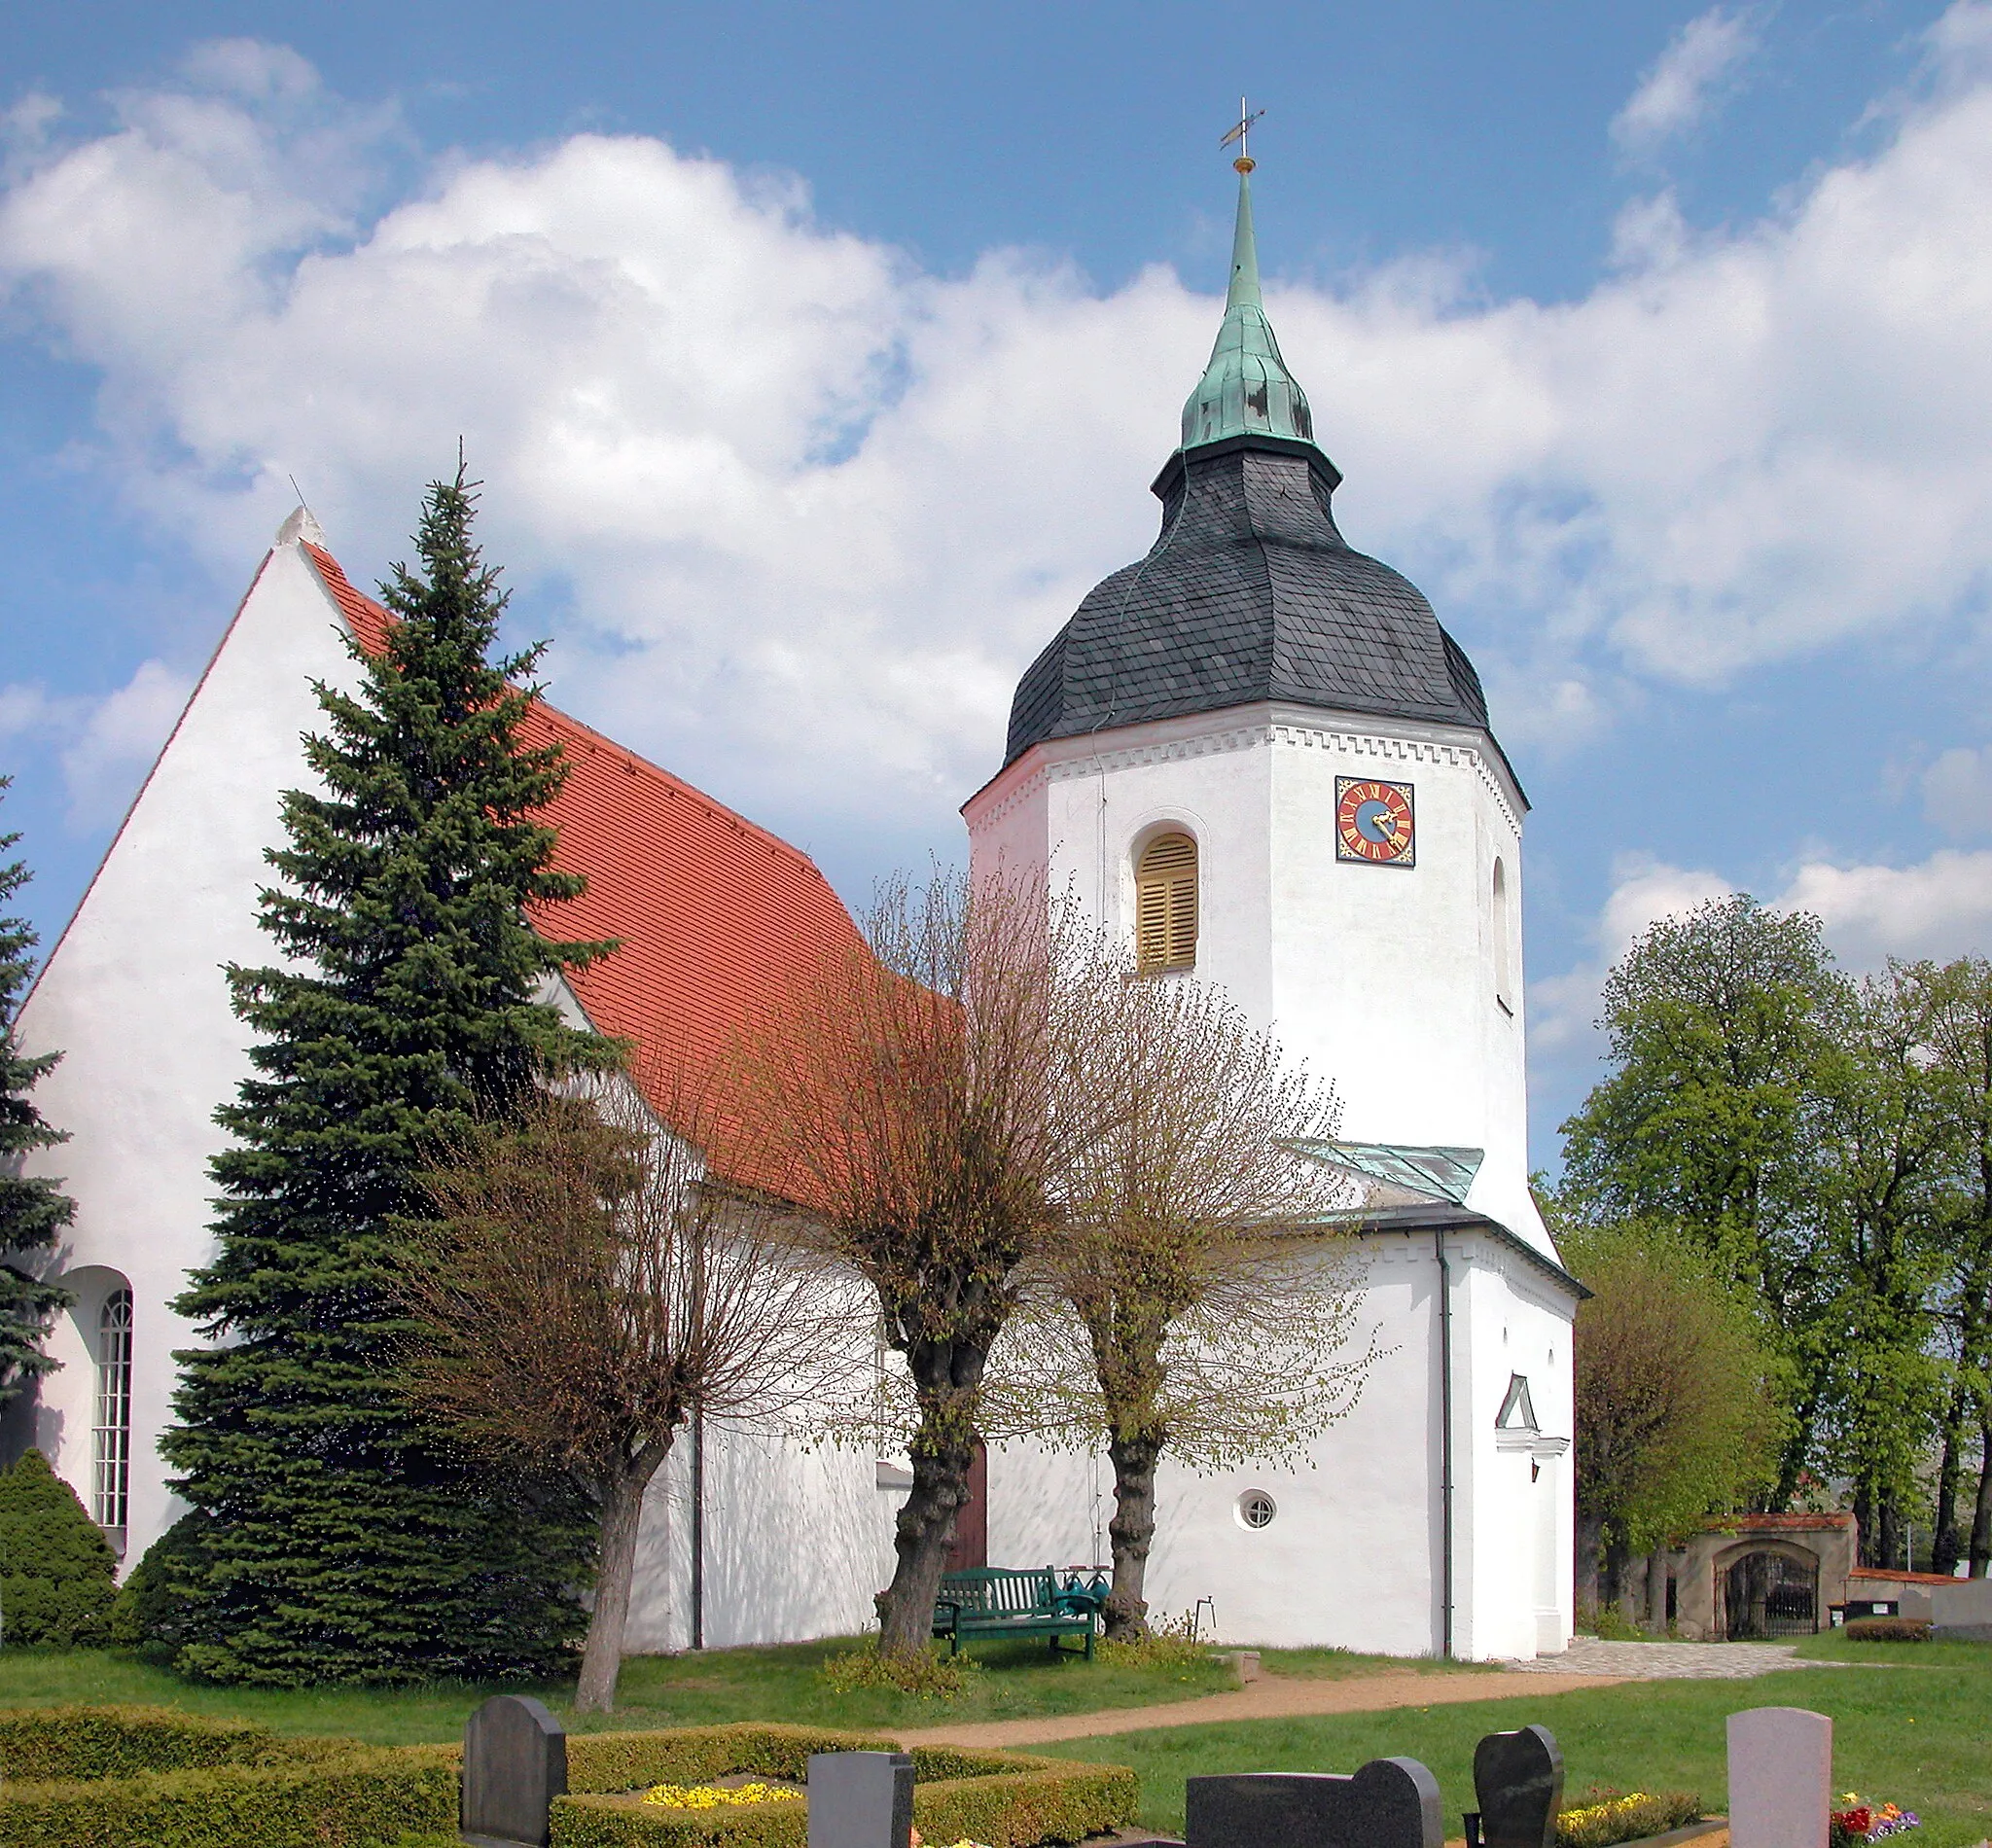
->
[163, 466, 621, 1685]
[404, 1075, 859, 1712]
[0, 779, 76, 1404]
[733, 871, 1129, 1660]
[1008, 972, 1371, 1638]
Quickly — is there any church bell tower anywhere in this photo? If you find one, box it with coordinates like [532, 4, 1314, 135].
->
[964, 152, 1548, 1256]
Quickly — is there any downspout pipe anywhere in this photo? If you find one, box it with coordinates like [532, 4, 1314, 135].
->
[1435, 1227, 1455, 1660]
[691, 1408, 705, 1650]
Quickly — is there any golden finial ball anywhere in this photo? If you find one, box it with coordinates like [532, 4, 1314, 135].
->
[1233, 155, 1256, 173]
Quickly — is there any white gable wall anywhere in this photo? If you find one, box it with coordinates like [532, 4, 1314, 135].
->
[17, 536, 366, 1562]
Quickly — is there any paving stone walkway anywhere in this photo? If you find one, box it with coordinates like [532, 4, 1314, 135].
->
[1503, 1638, 1831, 1679]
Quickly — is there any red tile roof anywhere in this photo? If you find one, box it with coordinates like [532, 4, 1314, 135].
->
[301, 543, 866, 1139]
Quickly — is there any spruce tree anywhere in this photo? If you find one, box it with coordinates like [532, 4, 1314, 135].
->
[0, 779, 76, 1404]
[163, 467, 618, 1686]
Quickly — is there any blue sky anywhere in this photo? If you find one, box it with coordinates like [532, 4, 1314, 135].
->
[4, 0, 1991, 1165]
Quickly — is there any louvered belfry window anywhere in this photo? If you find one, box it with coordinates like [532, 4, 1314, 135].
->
[1136, 833, 1199, 972]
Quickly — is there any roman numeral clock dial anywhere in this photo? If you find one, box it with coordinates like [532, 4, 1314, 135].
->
[1335, 777, 1415, 867]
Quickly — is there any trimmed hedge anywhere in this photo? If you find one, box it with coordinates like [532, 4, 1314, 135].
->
[0, 1745, 459, 1848]
[551, 1733, 1137, 1848]
[0, 1703, 358, 1781]
[566, 1723, 900, 1793]
[0, 1712, 1134, 1848]
[1842, 1616, 1932, 1642]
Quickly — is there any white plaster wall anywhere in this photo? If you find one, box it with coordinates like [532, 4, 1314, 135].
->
[964, 702, 1545, 1256]
[987, 1233, 1574, 1658]
[16, 538, 364, 1563]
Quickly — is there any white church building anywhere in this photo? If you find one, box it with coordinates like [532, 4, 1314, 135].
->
[8, 166, 1580, 1663]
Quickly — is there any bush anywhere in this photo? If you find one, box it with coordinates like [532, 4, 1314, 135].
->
[0, 1745, 459, 1848]
[1841, 1617, 1931, 1643]
[0, 1704, 359, 1781]
[110, 1512, 221, 1663]
[0, 1449, 118, 1648]
[1555, 1790, 1704, 1848]
[819, 1647, 979, 1698]
[1095, 1613, 1210, 1670]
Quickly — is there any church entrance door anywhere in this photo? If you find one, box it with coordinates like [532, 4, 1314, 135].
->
[944, 1441, 988, 1570]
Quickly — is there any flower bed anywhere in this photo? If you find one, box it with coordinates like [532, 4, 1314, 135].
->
[1832, 1794, 1921, 1845]
[1554, 1790, 1705, 1848]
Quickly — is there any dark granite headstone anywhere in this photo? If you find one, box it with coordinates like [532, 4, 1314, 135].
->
[807, 1750, 914, 1848]
[460, 1694, 567, 1848]
[1185, 1756, 1442, 1848]
[1473, 1725, 1563, 1848]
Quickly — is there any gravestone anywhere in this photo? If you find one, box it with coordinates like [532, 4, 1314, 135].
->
[807, 1750, 914, 1848]
[1185, 1755, 1442, 1848]
[1727, 1707, 1831, 1848]
[1473, 1724, 1563, 1848]
[1933, 1578, 1992, 1640]
[460, 1694, 567, 1848]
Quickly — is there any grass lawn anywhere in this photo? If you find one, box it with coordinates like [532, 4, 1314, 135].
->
[0, 1636, 1471, 1744]
[1037, 1650, 1983, 1844]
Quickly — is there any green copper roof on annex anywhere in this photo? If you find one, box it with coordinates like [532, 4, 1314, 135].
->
[1180, 167, 1319, 453]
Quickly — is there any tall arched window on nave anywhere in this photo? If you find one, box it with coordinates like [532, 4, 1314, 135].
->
[92, 1288, 133, 1538]
[1136, 832, 1198, 972]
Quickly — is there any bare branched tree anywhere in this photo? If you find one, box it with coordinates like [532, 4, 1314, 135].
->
[402, 1071, 855, 1711]
[1000, 974, 1372, 1637]
[728, 870, 1130, 1659]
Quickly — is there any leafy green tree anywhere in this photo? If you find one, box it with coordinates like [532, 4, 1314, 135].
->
[1908, 956, 1992, 1575]
[0, 781, 76, 1404]
[1559, 895, 1844, 1497]
[162, 466, 619, 1686]
[0, 1448, 117, 1647]
[1809, 967, 1954, 1567]
[1556, 1216, 1783, 1614]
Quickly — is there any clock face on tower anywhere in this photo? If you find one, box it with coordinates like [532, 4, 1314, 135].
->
[1335, 777, 1415, 867]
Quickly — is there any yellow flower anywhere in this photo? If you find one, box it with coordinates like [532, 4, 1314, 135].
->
[640, 1782, 803, 1809]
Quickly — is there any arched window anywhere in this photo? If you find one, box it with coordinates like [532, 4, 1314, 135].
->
[92, 1289, 132, 1535]
[1136, 833, 1198, 972]
[1492, 857, 1513, 1013]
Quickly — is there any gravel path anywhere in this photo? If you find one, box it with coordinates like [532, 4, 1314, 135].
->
[895, 1638, 1849, 1748]
[1502, 1638, 1831, 1679]
[892, 1669, 1619, 1749]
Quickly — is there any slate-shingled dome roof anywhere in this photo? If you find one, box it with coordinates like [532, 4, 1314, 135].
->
[1005, 433, 1490, 766]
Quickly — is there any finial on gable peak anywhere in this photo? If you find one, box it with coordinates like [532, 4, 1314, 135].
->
[274, 504, 329, 550]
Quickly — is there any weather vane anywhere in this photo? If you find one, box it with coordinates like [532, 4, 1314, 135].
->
[1221, 97, 1264, 173]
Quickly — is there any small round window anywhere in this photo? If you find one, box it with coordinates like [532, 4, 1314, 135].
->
[1236, 1490, 1277, 1531]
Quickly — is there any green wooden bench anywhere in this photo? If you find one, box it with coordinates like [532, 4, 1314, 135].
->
[932, 1566, 1105, 1658]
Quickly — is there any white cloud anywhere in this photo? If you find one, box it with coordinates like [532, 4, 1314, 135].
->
[5, 15, 1992, 841]
[1922, 744, 1992, 837]
[1781, 849, 1992, 968]
[58, 660, 195, 830]
[1531, 839, 1992, 1081]
[1612, 8, 1761, 158]
[1528, 851, 1732, 1056]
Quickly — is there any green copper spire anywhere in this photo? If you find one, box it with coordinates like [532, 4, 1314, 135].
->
[1180, 162, 1318, 451]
